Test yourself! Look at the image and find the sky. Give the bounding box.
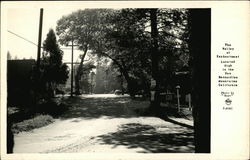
[6,6,84,62]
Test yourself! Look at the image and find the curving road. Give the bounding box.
[14,94,194,153]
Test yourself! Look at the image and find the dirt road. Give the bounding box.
[14,94,194,153]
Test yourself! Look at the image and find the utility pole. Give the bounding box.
[37,8,43,70]
[67,37,78,97]
[34,8,43,113]
[176,85,181,112]
[70,38,74,97]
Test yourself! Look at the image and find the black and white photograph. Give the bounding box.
[1,1,249,160]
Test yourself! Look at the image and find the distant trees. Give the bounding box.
[94,58,121,94]
[7,51,12,60]
[41,29,69,97]
[76,61,95,94]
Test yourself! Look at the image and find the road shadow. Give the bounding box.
[162,117,193,129]
[59,96,193,130]
[141,105,194,129]
[59,96,149,120]
[95,123,194,153]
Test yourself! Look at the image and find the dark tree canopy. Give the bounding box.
[41,29,69,97]
[56,8,189,97]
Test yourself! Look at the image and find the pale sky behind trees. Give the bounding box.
[6,5,84,62]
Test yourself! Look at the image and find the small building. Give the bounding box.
[7,59,36,108]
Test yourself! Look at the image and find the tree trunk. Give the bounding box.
[150,9,161,112]
[120,59,136,98]
[121,69,135,98]
[75,46,88,95]
[120,73,124,95]
[189,9,211,153]
[47,81,54,98]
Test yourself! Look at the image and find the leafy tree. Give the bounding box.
[93,8,189,98]
[92,9,152,97]
[56,9,111,94]
[42,29,69,97]
[149,8,189,109]
[56,9,189,99]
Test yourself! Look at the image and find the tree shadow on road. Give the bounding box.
[140,105,194,129]
[59,96,193,131]
[59,96,149,120]
[95,123,194,153]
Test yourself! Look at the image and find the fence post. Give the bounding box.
[188,93,192,111]
[176,85,180,112]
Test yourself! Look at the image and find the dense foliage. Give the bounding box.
[41,29,69,97]
[56,9,190,97]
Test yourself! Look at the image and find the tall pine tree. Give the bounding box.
[42,29,69,97]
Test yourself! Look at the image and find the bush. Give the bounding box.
[8,107,34,124]
[37,99,69,117]
[12,114,54,134]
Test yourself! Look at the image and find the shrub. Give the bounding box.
[37,99,70,117]
[12,114,54,134]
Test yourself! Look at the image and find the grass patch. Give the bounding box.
[12,114,55,134]
[7,107,20,115]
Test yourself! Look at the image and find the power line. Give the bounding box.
[7,30,79,51]
[7,30,38,47]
